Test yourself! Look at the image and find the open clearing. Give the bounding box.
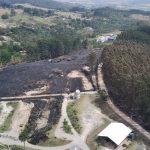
[56,11,82,19]
[130,14,150,22]
[68,93,112,142]
[7,101,33,138]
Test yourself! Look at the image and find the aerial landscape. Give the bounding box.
[0,0,150,150]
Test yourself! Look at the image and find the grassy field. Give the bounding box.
[67,101,82,133]
[130,14,150,22]
[56,11,82,19]
[10,14,56,25]
[0,7,57,27]
[38,125,70,147]
[0,102,19,132]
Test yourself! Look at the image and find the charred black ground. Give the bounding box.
[0,49,102,97]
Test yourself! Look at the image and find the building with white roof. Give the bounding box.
[97,122,132,146]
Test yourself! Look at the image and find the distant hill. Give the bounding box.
[0,0,71,9]
[56,0,150,10]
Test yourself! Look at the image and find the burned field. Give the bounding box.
[22,97,63,145]
[0,49,102,97]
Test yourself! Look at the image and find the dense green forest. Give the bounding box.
[117,26,150,44]
[102,27,150,131]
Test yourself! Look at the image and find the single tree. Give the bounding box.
[19,127,29,150]
[87,51,97,72]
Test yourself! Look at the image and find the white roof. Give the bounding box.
[98,122,132,145]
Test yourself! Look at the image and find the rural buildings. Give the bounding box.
[97,122,132,148]
[96,34,118,43]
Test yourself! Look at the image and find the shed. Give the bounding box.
[97,122,132,146]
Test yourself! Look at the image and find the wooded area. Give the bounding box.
[102,39,150,131]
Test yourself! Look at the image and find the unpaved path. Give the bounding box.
[55,94,90,150]
[0,94,90,150]
[0,93,65,101]
[6,101,33,138]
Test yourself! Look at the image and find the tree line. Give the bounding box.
[102,41,150,131]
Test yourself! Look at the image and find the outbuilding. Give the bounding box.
[97,122,132,147]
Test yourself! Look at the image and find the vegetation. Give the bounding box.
[63,119,72,134]
[0,0,70,10]
[0,5,149,66]
[87,51,97,73]
[1,13,9,19]
[117,26,150,44]
[102,39,150,131]
[0,43,23,65]
[19,127,29,150]
[0,102,18,132]
[67,102,82,133]
[98,90,108,102]
[23,7,54,17]
[19,99,63,146]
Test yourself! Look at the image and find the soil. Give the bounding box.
[67,70,93,91]
[7,101,33,138]
[78,94,112,142]
[0,48,102,97]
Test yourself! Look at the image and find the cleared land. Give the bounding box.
[0,102,19,132]
[0,49,102,97]
[67,93,112,149]
[130,14,150,22]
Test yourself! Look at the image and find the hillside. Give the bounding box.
[56,0,150,10]
[0,0,71,9]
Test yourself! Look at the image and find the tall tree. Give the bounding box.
[19,127,29,150]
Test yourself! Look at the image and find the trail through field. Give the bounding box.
[4,101,33,138]
[0,102,13,126]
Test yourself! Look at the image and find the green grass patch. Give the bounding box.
[0,144,8,149]
[0,102,19,132]
[67,102,82,133]
[63,119,72,134]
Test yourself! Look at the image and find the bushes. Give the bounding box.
[67,102,82,133]
[63,119,72,134]
[1,13,9,19]
[21,99,63,145]
[0,102,18,132]
[102,41,150,131]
